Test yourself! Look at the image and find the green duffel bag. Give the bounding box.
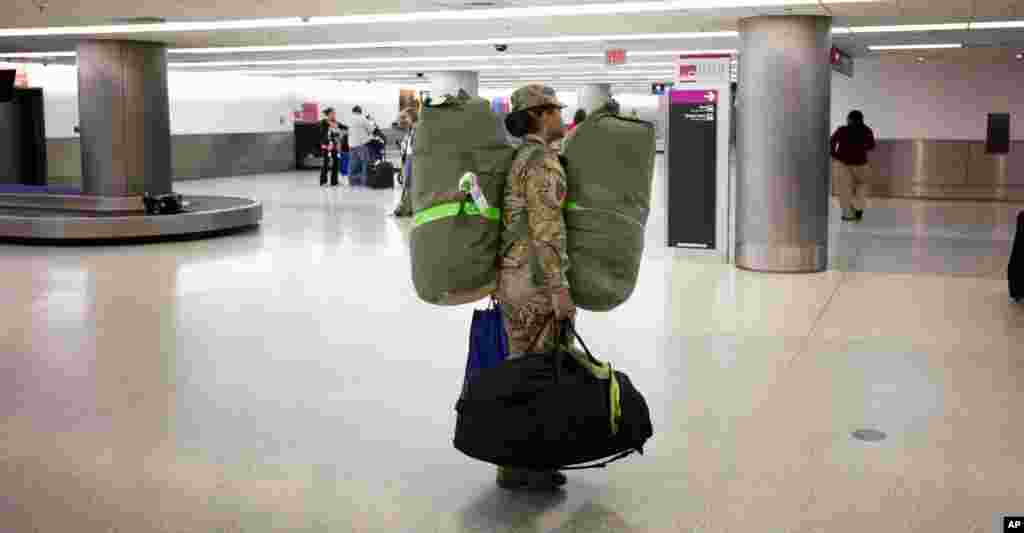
[562,106,657,312]
[410,91,517,305]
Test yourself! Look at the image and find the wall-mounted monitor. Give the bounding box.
[986,113,1010,154]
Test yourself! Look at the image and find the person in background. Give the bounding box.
[348,105,377,186]
[394,108,418,217]
[319,108,344,187]
[830,110,876,221]
[561,108,587,152]
[495,84,574,491]
[568,109,587,132]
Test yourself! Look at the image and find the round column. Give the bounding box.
[735,16,832,273]
[77,40,172,197]
[579,83,612,112]
[430,71,479,98]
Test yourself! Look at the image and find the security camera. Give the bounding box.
[495,44,508,52]
[416,72,424,78]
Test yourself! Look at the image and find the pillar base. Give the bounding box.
[735,242,827,273]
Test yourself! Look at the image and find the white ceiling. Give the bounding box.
[1,0,1023,86]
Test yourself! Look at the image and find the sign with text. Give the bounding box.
[830,46,854,77]
[606,48,627,65]
[668,89,718,249]
[675,54,733,84]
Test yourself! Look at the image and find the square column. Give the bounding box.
[77,41,172,197]
[430,71,479,98]
[580,83,612,113]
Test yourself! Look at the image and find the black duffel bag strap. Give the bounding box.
[559,449,637,471]
[555,321,639,471]
[562,321,623,436]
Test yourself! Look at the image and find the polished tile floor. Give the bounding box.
[2,159,1022,532]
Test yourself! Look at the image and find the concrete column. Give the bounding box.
[430,71,479,98]
[579,83,612,113]
[77,40,172,197]
[735,16,832,273]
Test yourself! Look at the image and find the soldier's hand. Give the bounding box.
[551,287,576,320]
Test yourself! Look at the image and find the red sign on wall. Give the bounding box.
[301,102,319,123]
[678,64,697,82]
[606,49,627,65]
[14,65,28,88]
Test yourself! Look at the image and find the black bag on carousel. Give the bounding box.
[143,193,188,215]
[454,321,653,471]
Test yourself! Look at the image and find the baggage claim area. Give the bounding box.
[1,1,1023,531]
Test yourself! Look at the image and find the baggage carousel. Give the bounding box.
[0,188,261,243]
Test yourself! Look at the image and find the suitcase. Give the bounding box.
[1011,210,1023,302]
[367,161,396,189]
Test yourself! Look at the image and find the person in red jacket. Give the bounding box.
[831,110,876,221]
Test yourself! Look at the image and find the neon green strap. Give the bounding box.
[414,199,578,228]
[413,200,501,227]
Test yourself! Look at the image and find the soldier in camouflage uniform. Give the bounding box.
[494,84,577,490]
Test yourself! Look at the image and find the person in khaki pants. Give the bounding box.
[830,110,876,221]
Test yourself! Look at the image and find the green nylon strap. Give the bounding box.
[413,199,580,228]
[413,200,501,227]
[564,346,623,436]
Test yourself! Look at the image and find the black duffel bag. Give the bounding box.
[454,321,653,471]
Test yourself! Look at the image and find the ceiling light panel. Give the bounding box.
[168,50,737,68]
[0,51,76,58]
[970,20,1024,29]
[179,62,675,74]
[867,43,964,50]
[167,32,741,55]
[851,23,969,33]
[0,0,870,37]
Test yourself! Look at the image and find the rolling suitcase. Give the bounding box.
[367,161,396,189]
[1011,210,1023,302]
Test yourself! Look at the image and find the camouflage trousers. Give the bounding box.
[496,262,559,358]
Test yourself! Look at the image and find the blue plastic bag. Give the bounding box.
[463,303,510,392]
[338,152,350,176]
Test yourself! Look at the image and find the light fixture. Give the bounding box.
[1016,51,1024,61]
[201,66,672,77]
[168,32,740,55]
[0,1,872,37]
[970,20,1024,29]
[177,62,675,74]
[168,49,738,68]
[867,43,963,51]
[852,23,969,33]
[0,51,76,58]
[915,56,926,62]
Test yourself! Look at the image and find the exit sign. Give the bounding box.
[831,46,854,77]
[606,49,627,65]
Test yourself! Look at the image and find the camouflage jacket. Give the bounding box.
[501,134,570,291]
